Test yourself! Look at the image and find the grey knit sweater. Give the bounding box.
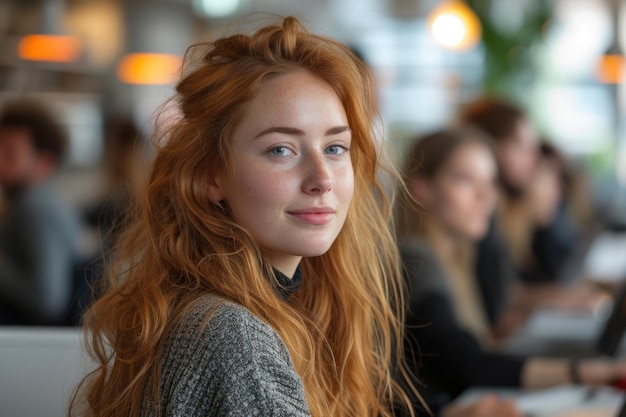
[140,294,311,417]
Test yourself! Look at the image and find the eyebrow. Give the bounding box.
[254,125,351,139]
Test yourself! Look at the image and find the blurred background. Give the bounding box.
[1,0,626,224]
[3,2,626,415]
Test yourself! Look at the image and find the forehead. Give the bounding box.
[443,141,495,169]
[247,71,341,112]
[232,70,348,136]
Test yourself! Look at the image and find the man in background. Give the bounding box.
[0,98,81,324]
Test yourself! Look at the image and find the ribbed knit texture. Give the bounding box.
[141,269,311,416]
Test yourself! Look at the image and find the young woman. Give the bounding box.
[459,98,581,285]
[396,128,626,410]
[500,142,577,283]
[460,99,596,326]
[71,17,414,417]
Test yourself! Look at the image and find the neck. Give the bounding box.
[420,214,464,261]
[267,255,302,279]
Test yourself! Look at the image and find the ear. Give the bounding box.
[407,177,434,209]
[207,177,224,204]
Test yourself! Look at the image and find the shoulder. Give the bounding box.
[399,239,449,302]
[399,238,437,266]
[17,183,61,211]
[157,295,310,417]
[163,296,293,377]
[399,238,445,282]
[14,184,80,230]
[173,296,288,355]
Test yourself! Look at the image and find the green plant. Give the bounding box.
[465,0,552,96]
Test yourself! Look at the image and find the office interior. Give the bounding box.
[1,0,626,416]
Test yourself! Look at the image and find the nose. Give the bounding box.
[302,152,332,195]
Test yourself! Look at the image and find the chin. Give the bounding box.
[299,233,340,255]
[300,247,333,258]
[466,225,488,241]
[294,241,335,258]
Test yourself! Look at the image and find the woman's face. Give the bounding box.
[429,143,497,241]
[527,160,562,226]
[0,128,43,190]
[497,118,539,191]
[211,70,354,276]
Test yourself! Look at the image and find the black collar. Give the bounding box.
[273,265,302,300]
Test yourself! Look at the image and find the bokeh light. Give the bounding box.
[117,53,182,85]
[428,1,481,51]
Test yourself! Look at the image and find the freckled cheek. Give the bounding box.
[238,168,298,206]
[335,166,355,204]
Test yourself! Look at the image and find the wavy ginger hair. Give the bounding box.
[72,16,414,417]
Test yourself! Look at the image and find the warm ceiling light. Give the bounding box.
[117,53,182,85]
[18,34,82,62]
[428,1,482,51]
[597,42,625,84]
[597,54,625,84]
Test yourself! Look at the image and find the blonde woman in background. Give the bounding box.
[397,128,626,413]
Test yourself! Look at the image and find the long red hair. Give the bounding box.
[72,16,414,417]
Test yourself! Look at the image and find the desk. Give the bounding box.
[0,327,94,417]
[456,386,624,417]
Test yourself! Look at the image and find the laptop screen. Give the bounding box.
[617,395,626,417]
[596,282,626,357]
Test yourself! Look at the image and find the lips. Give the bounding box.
[287,207,335,225]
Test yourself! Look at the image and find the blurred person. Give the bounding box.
[396,128,626,410]
[86,115,145,254]
[459,97,539,197]
[504,143,600,317]
[505,143,582,284]
[458,98,537,325]
[74,117,147,326]
[0,98,82,324]
[459,98,593,327]
[564,160,598,235]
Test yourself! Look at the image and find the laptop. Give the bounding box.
[458,271,626,417]
[596,282,626,357]
[581,232,626,285]
[504,280,626,359]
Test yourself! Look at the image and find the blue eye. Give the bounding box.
[267,145,294,157]
[269,146,287,156]
[325,144,349,155]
